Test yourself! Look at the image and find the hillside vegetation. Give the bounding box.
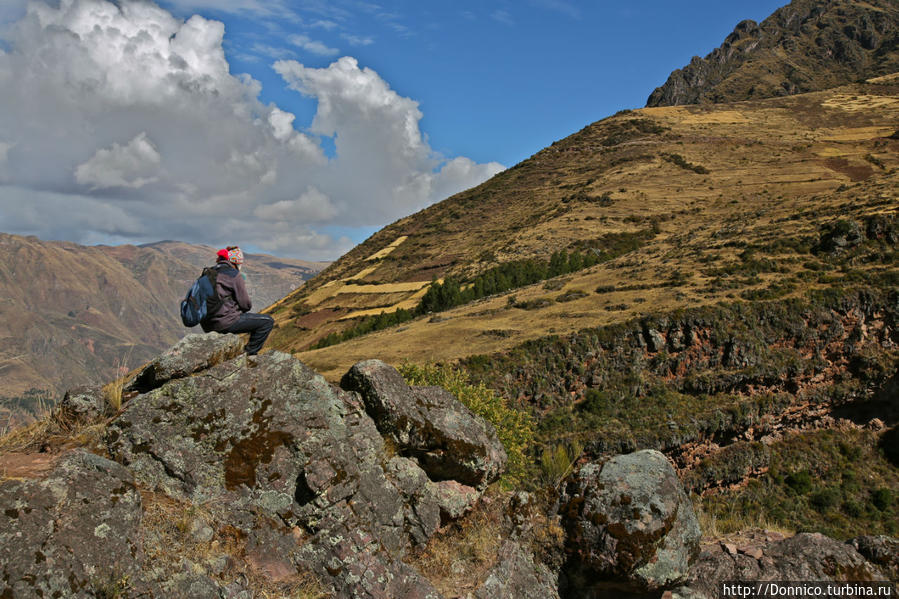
[265,73,899,540]
[269,77,899,378]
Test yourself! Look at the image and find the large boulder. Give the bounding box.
[127,332,244,392]
[560,449,701,592]
[671,531,891,599]
[341,359,507,488]
[106,349,453,598]
[0,450,146,598]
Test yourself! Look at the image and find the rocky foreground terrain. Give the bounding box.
[1,334,895,598]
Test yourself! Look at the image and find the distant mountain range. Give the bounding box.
[647,0,899,106]
[0,234,327,401]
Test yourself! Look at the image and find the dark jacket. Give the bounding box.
[201,263,251,332]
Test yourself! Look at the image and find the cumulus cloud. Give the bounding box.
[75,132,162,189]
[0,0,504,260]
[254,186,338,223]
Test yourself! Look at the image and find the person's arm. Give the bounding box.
[232,271,252,312]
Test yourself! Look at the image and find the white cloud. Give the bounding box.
[311,19,338,30]
[0,0,504,260]
[268,107,296,141]
[274,56,506,224]
[254,186,338,222]
[75,132,162,189]
[159,0,297,19]
[287,34,339,57]
[249,43,296,60]
[529,0,580,19]
[341,33,374,46]
[491,10,514,26]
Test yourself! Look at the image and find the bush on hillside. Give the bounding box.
[398,362,535,489]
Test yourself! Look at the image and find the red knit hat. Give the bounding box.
[217,246,244,265]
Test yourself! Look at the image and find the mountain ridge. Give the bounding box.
[647,0,899,106]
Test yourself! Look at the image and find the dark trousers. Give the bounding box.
[223,313,274,355]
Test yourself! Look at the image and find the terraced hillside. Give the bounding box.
[269,76,899,379]
[265,74,899,538]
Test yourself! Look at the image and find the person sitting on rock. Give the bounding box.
[201,245,274,356]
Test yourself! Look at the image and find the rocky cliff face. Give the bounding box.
[647,0,899,106]
[1,334,895,598]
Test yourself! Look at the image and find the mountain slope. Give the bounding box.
[647,0,899,107]
[646,0,899,107]
[265,76,899,539]
[0,235,326,399]
[268,77,899,379]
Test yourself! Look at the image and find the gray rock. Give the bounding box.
[466,540,560,599]
[128,332,244,393]
[644,328,666,352]
[56,384,109,424]
[107,349,443,599]
[386,456,442,546]
[0,450,144,598]
[432,479,480,522]
[341,359,507,488]
[848,535,899,579]
[156,572,221,599]
[671,533,890,599]
[561,449,700,591]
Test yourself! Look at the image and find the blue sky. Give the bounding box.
[162,0,787,166]
[0,0,787,259]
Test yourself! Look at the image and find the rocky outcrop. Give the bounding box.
[127,331,245,392]
[647,0,899,106]
[671,531,892,599]
[849,535,899,579]
[560,450,701,593]
[466,540,561,599]
[3,334,895,598]
[107,347,458,598]
[0,450,146,598]
[341,359,507,488]
[56,384,110,425]
[466,287,899,479]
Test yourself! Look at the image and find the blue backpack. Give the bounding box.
[180,267,223,327]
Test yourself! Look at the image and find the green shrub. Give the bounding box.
[810,488,840,512]
[663,153,709,174]
[786,470,813,494]
[871,488,893,511]
[842,499,864,518]
[398,363,535,489]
